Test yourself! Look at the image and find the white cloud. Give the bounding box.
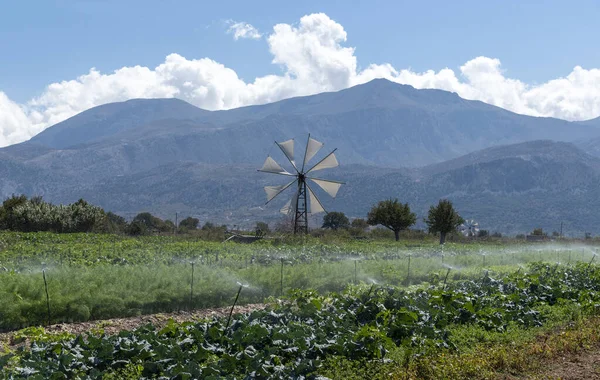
[2,12,600,148]
[226,20,262,40]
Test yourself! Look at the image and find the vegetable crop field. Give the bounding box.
[2,231,600,379]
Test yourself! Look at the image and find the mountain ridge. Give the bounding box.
[1,139,599,235]
[2,80,600,234]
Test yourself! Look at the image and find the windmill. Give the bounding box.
[258,134,344,234]
[460,219,480,237]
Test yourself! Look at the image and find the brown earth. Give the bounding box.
[530,347,600,379]
[0,303,267,350]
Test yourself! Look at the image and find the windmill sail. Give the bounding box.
[264,180,295,203]
[307,150,338,173]
[310,178,343,198]
[307,186,325,214]
[280,191,298,214]
[303,137,324,169]
[276,139,296,169]
[259,156,292,176]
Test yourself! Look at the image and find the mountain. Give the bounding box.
[2,139,599,236]
[2,80,600,235]
[9,79,600,170]
[29,98,212,149]
[577,116,600,128]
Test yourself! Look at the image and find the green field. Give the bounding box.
[2,232,600,378]
[0,232,597,330]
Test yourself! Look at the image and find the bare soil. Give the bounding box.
[532,346,600,379]
[0,303,266,350]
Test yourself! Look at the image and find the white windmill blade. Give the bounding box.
[275,139,297,170]
[309,178,344,198]
[302,135,324,170]
[306,184,326,214]
[264,180,296,204]
[280,191,298,215]
[258,156,294,176]
[307,149,339,174]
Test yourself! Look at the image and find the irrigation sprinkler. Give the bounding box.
[226,282,246,329]
[42,269,51,326]
[588,254,597,269]
[482,253,486,267]
[481,269,489,283]
[366,280,377,298]
[443,267,452,289]
[407,254,411,286]
[354,260,358,285]
[190,262,195,309]
[280,258,284,297]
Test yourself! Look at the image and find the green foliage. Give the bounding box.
[532,228,545,236]
[5,264,600,378]
[0,194,28,230]
[0,196,106,233]
[178,216,199,232]
[350,218,368,230]
[367,199,416,241]
[322,211,350,230]
[1,231,599,333]
[255,221,270,236]
[131,212,172,234]
[104,212,127,233]
[425,199,465,244]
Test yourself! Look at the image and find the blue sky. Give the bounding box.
[1,0,600,146]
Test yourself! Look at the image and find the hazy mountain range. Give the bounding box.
[2,78,600,235]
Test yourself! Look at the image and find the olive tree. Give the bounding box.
[425,199,464,244]
[367,199,416,241]
[322,211,350,230]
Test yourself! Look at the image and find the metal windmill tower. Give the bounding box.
[258,134,344,234]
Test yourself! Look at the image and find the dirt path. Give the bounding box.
[532,347,600,379]
[0,303,267,349]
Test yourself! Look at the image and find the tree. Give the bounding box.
[322,211,350,230]
[532,228,546,236]
[349,218,369,237]
[179,217,200,232]
[351,218,369,230]
[202,222,215,231]
[132,212,170,233]
[0,194,28,230]
[425,199,464,245]
[255,221,270,236]
[367,199,416,241]
[105,212,127,233]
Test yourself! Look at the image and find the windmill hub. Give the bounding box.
[258,134,345,234]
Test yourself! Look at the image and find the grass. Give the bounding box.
[1,231,599,331]
[4,264,600,379]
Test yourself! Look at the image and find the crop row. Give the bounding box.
[2,263,600,379]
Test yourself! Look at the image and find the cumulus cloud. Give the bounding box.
[1,12,600,147]
[226,20,262,40]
